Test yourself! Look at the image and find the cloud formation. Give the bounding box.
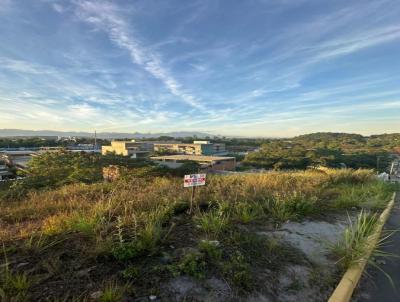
[74,1,204,110]
[0,0,399,136]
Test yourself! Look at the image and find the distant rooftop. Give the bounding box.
[151,155,235,161]
[0,150,38,155]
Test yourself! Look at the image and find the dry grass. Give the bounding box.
[0,168,396,300]
[0,169,388,243]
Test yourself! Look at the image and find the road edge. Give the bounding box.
[328,192,397,302]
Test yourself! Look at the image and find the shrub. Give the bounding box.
[178,251,206,279]
[121,266,140,280]
[198,240,222,262]
[223,251,253,292]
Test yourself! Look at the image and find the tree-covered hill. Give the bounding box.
[243,132,400,171]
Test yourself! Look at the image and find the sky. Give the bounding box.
[0,0,399,137]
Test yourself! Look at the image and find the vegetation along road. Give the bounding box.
[356,192,400,302]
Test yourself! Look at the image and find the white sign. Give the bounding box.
[184,174,206,187]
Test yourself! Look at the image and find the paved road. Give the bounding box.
[356,192,400,302]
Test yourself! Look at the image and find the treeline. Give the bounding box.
[243,132,399,171]
[2,152,200,200]
[0,137,110,148]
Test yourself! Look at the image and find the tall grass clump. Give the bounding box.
[112,205,172,261]
[232,201,265,223]
[99,281,125,302]
[1,245,30,301]
[323,168,374,185]
[195,209,230,238]
[331,210,379,269]
[332,181,396,209]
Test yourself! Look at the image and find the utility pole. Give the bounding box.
[390,162,395,175]
[94,130,97,150]
[376,155,383,173]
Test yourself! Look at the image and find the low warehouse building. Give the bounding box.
[102,140,152,159]
[150,155,236,171]
[154,141,226,156]
[0,150,37,170]
[0,161,13,180]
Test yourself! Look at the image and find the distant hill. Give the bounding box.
[0,129,213,139]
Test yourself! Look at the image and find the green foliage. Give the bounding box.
[24,232,65,253]
[1,165,392,299]
[67,214,99,236]
[177,251,207,279]
[1,247,30,301]
[195,209,230,238]
[1,152,156,201]
[112,210,165,261]
[222,251,253,291]
[99,282,124,302]
[332,181,396,209]
[198,240,222,262]
[325,168,374,185]
[0,137,109,148]
[171,160,202,177]
[27,152,102,184]
[121,266,140,280]
[0,272,30,302]
[232,201,265,223]
[331,210,379,269]
[264,195,317,222]
[243,132,397,171]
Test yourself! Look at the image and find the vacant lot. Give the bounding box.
[0,169,396,301]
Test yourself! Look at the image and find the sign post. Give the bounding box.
[184,174,206,213]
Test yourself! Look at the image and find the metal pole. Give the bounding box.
[377,156,380,173]
[390,162,395,175]
[94,130,97,150]
[190,185,196,214]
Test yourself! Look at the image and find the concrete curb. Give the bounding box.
[328,192,397,302]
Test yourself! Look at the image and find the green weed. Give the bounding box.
[121,266,140,280]
[198,240,222,262]
[223,251,253,292]
[177,251,206,279]
[331,210,378,269]
[0,245,30,301]
[24,232,65,253]
[195,209,230,238]
[111,219,163,261]
[333,181,395,209]
[232,201,265,223]
[99,281,124,302]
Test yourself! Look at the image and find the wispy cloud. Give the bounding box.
[0,58,55,74]
[74,0,204,110]
[1,0,400,136]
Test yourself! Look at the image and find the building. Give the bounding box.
[0,150,38,170]
[150,155,236,171]
[0,160,13,180]
[154,141,226,156]
[101,140,152,159]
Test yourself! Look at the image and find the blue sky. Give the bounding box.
[0,0,399,137]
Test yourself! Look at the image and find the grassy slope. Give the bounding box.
[0,169,396,301]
